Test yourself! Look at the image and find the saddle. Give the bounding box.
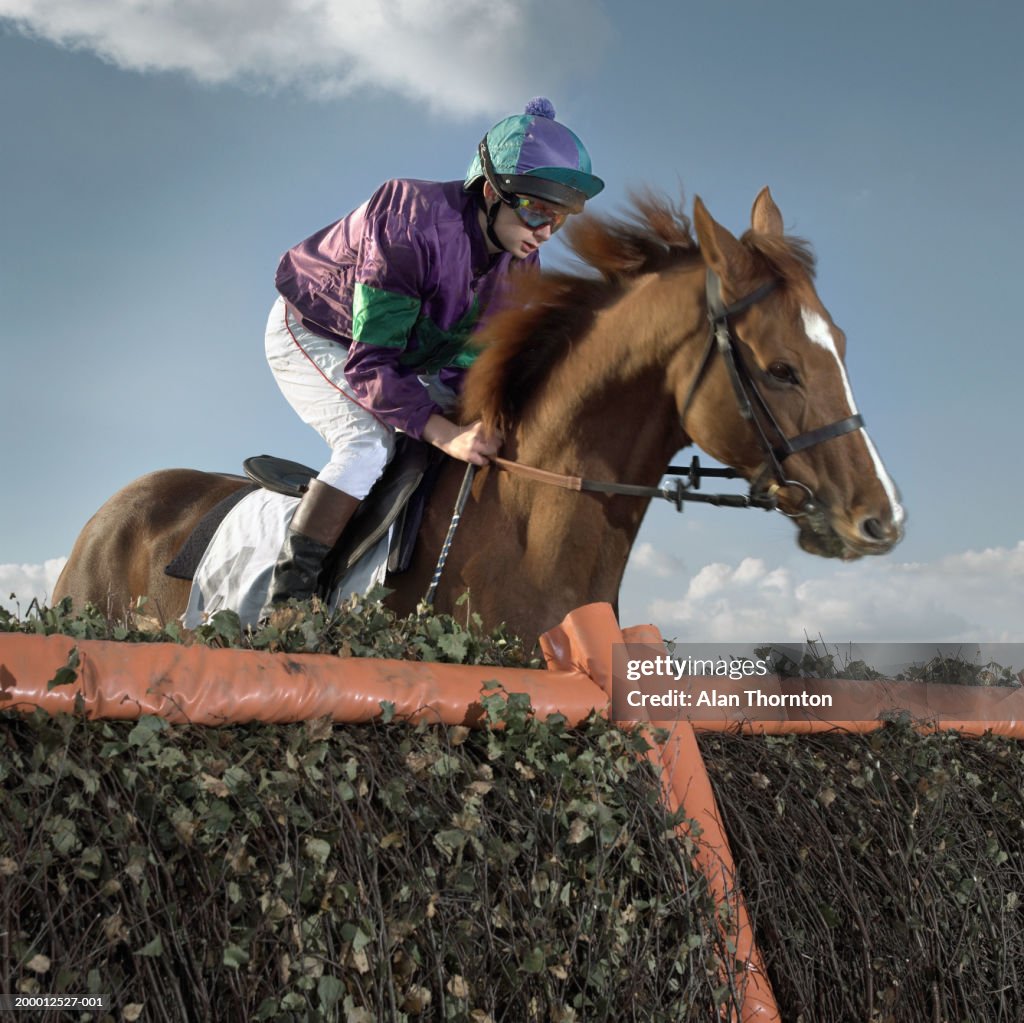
[165,436,443,585]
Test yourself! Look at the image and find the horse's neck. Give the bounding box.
[490,266,707,593]
[513,265,706,487]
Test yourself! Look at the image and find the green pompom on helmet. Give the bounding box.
[465,97,604,213]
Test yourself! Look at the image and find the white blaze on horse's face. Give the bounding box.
[799,307,905,526]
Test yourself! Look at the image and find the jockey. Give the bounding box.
[264,98,604,608]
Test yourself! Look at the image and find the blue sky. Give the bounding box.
[2,0,1022,641]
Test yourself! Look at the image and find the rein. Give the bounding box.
[491,456,775,511]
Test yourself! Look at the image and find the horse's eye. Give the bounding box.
[768,361,799,385]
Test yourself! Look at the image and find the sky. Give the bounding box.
[1,0,1022,643]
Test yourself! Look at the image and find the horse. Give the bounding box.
[52,188,904,642]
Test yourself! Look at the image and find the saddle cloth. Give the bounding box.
[176,440,440,628]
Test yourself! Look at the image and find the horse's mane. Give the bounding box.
[739,230,817,286]
[462,192,815,432]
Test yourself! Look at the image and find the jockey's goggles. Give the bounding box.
[512,195,570,233]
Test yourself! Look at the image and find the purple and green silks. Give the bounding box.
[275,178,536,437]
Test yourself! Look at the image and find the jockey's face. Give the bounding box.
[481,182,570,259]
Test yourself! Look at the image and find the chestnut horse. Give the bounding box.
[53,189,903,641]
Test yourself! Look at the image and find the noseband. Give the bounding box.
[679,270,865,516]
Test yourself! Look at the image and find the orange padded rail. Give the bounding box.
[0,631,604,727]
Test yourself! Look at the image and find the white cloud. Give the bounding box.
[731,557,765,585]
[630,541,685,579]
[0,557,68,615]
[0,0,609,116]
[642,541,1024,642]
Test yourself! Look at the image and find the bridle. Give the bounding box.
[679,269,865,517]
[485,268,865,516]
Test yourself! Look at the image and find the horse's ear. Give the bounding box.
[694,195,754,284]
[751,187,784,236]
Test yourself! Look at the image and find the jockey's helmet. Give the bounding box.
[464,98,604,214]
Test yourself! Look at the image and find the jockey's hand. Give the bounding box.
[423,415,502,466]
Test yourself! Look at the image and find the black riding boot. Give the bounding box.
[266,529,333,605]
[264,479,360,608]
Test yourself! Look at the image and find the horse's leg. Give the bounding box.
[53,470,249,624]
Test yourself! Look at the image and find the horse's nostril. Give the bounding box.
[861,517,888,542]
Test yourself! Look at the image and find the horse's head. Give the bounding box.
[677,188,904,560]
